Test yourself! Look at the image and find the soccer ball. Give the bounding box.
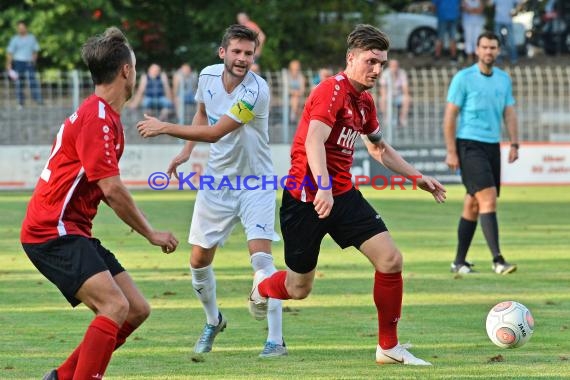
[486,301,534,348]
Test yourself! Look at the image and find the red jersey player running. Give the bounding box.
[248,24,446,365]
[21,27,178,380]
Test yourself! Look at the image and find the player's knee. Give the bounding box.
[190,256,210,268]
[288,289,310,300]
[469,202,479,214]
[287,284,312,300]
[391,252,403,271]
[190,248,215,268]
[130,298,151,325]
[377,249,402,272]
[479,198,496,212]
[115,297,130,322]
[102,294,129,324]
[464,198,479,217]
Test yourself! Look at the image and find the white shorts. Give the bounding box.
[188,188,279,249]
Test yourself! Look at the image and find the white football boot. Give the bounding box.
[376,343,432,365]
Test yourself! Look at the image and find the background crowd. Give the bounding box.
[2,2,568,130]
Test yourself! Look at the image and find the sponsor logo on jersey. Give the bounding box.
[336,127,359,150]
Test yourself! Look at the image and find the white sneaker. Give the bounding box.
[248,270,268,321]
[376,344,432,365]
[450,261,476,274]
[492,261,517,275]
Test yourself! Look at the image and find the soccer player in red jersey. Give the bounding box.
[248,24,446,365]
[20,27,178,380]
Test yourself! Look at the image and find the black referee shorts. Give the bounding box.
[22,235,125,307]
[279,187,388,274]
[457,138,501,196]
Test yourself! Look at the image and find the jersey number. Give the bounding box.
[40,123,65,182]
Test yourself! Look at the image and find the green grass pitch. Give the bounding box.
[0,185,569,379]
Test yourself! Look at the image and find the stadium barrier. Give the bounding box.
[2,142,569,190]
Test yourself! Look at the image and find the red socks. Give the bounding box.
[57,316,118,380]
[258,270,291,299]
[114,321,136,350]
[374,271,403,350]
[57,344,81,380]
[258,269,402,350]
[73,315,118,379]
[57,320,136,379]
[258,270,402,350]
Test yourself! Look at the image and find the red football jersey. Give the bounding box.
[21,95,124,243]
[286,72,380,202]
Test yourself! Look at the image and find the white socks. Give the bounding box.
[251,252,283,344]
[190,253,284,344]
[190,264,219,326]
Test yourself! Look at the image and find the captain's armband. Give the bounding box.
[229,100,255,124]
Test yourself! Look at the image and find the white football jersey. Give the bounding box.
[195,64,274,181]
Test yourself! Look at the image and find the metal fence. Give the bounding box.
[380,65,570,145]
[1,66,569,146]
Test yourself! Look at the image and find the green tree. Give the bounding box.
[0,0,415,72]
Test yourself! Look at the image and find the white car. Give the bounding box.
[377,4,438,54]
[378,3,527,55]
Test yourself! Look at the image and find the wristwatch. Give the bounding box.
[510,143,520,149]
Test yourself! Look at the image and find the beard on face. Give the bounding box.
[480,54,496,66]
[224,60,249,79]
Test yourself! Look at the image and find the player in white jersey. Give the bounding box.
[137,24,286,358]
[189,63,273,181]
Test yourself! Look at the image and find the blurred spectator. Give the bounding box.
[237,12,266,62]
[432,0,461,63]
[311,67,333,89]
[250,63,261,74]
[287,59,306,123]
[172,63,198,118]
[462,0,487,62]
[539,0,568,55]
[250,62,267,80]
[129,63,174,121]
[490,0,523,64]
[5,20,43,108]
[379,59,411,128]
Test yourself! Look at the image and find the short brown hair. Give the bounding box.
[347,24,390,53]
[221,24,259,50]
[81,27,133,85]
[477,31,501,47]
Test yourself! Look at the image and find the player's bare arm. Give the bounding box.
[5,52,11,71]
[504,105,520,163]
[166,142,195,180]
[305,120,334,219]
[98,175,179,253]
[137,112,241,143]
[166,103,209,179]
[364,138,446,203]
[443,102,461,171]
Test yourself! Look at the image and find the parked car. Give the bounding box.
[377,4,438,55]
[378,3,527,55]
